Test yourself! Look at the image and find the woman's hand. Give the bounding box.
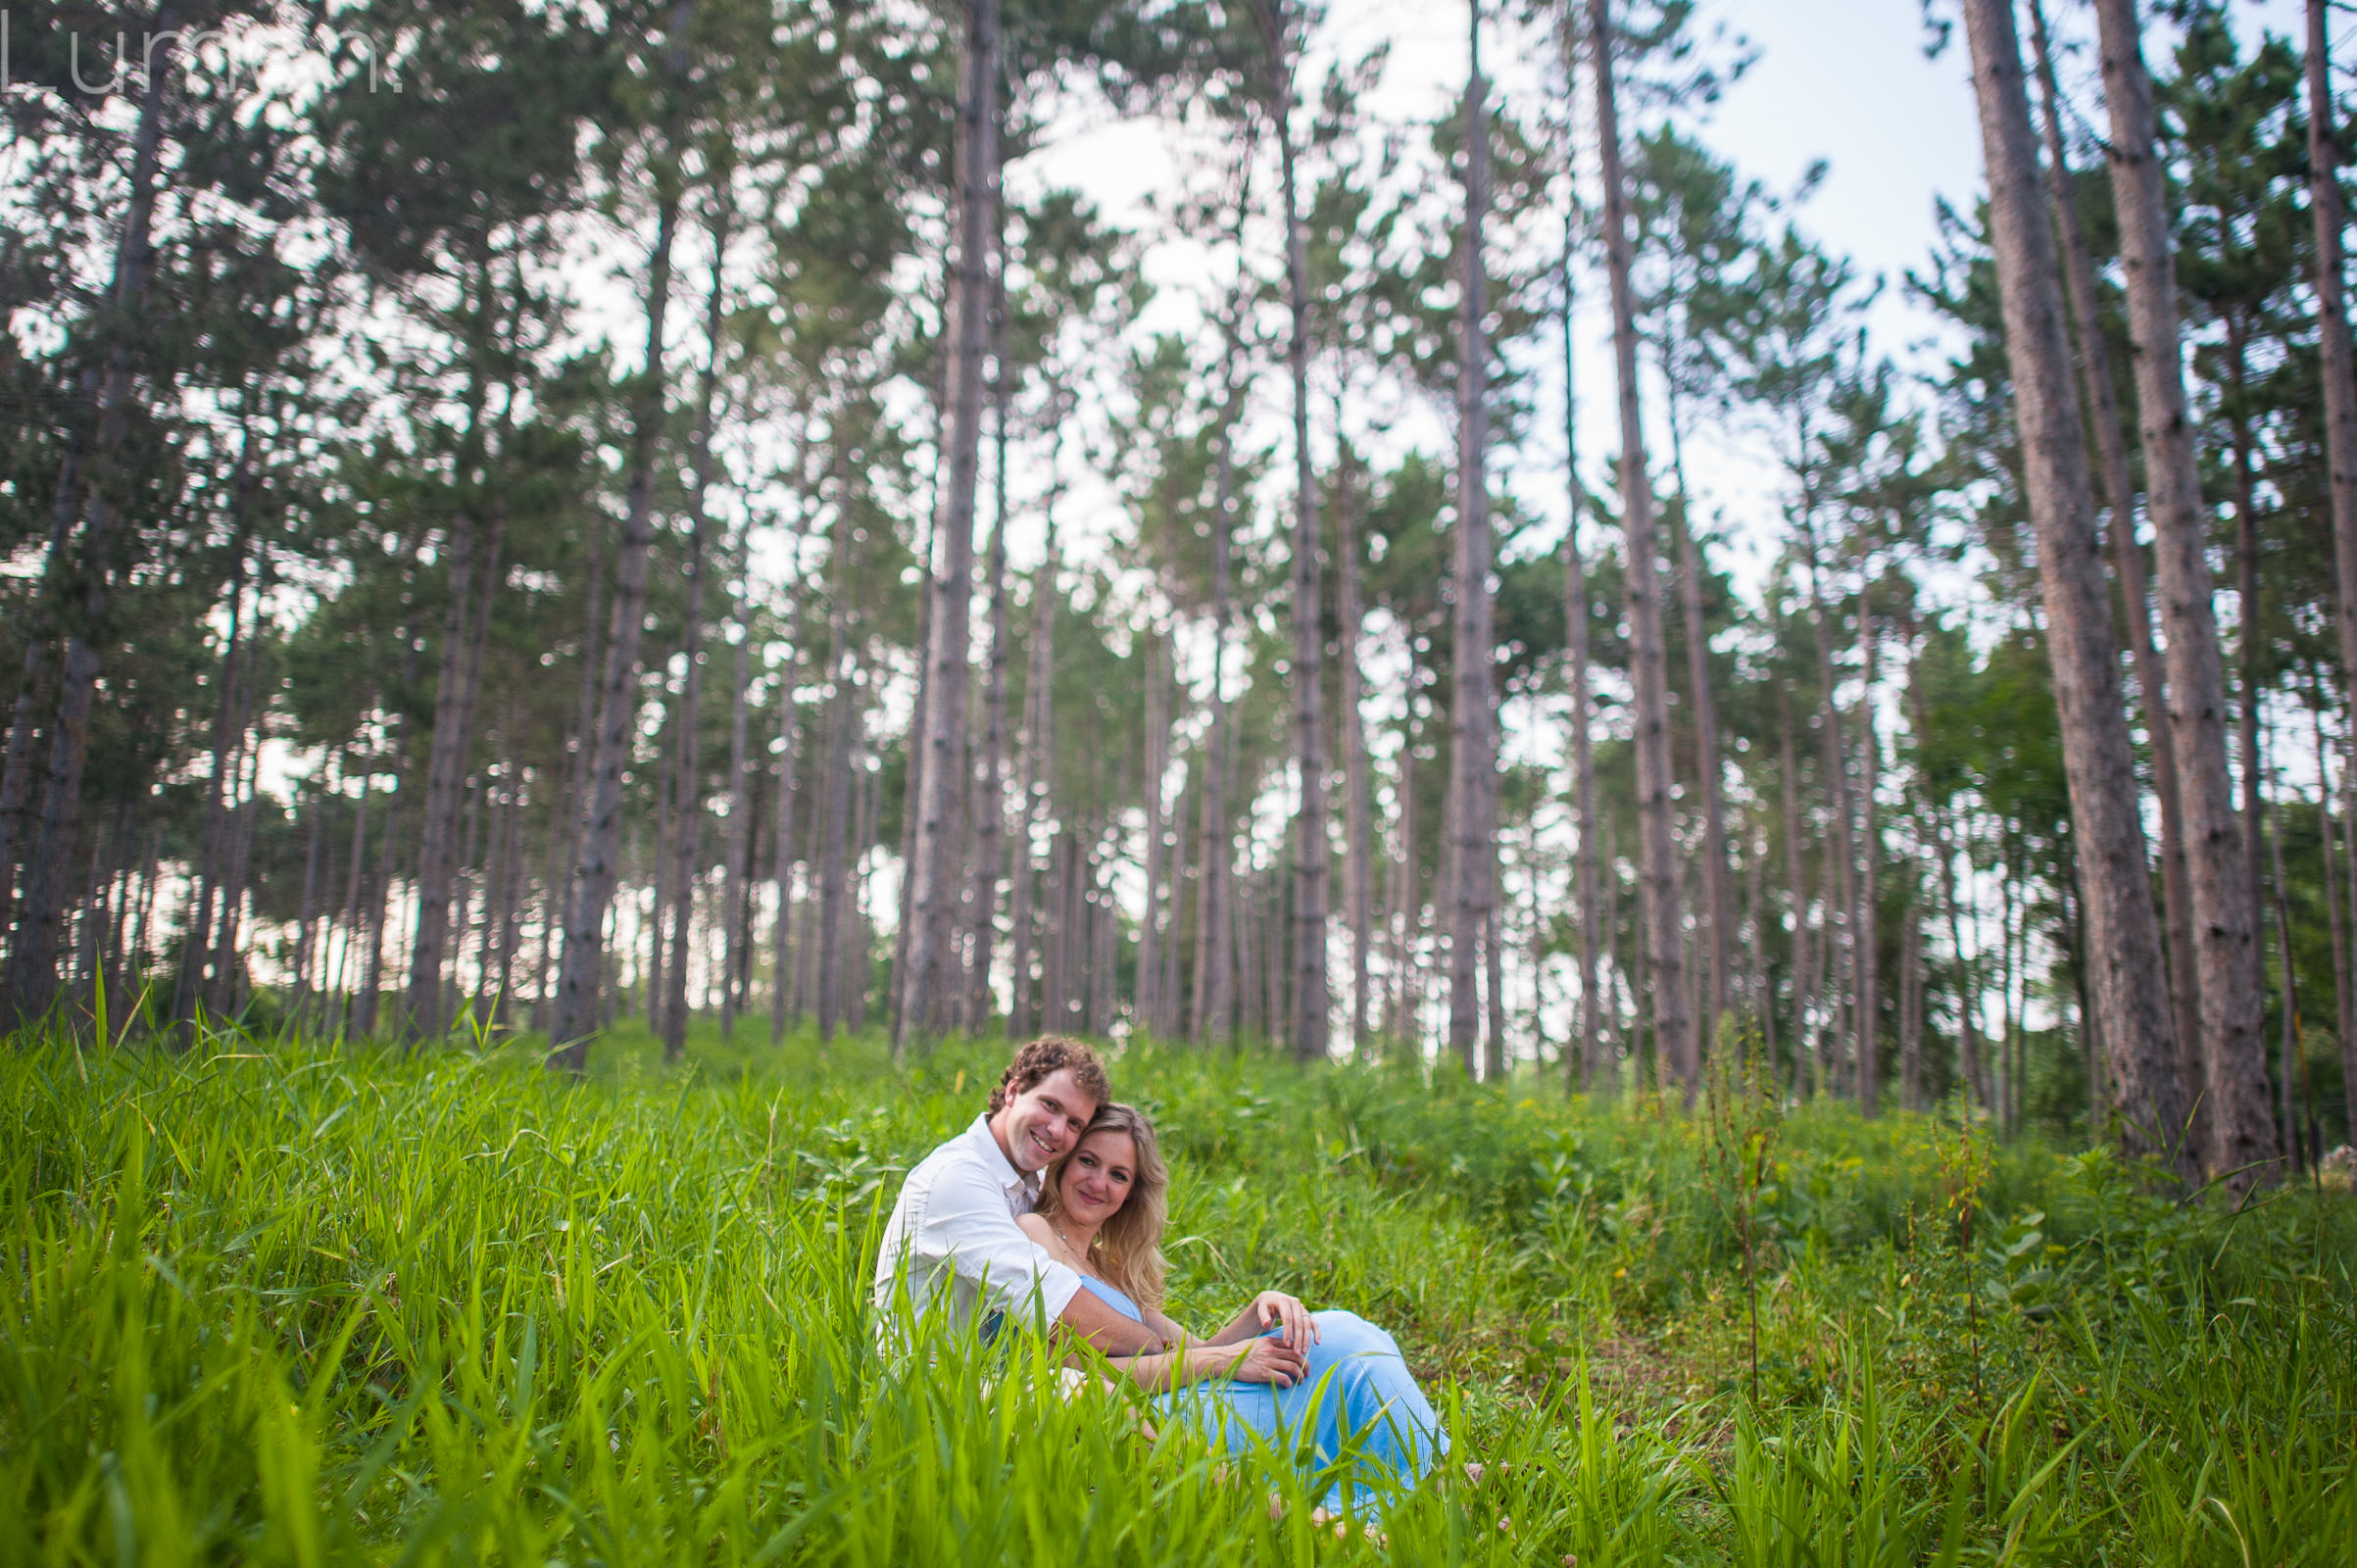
[1251,1292,1318,1349]
[1223,1335,1308,1389]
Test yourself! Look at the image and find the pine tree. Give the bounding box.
[1958,0,2187,1169]
[1588,0,1694,1098]
[2087,0,2277,1181]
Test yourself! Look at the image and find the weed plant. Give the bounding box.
[2,1014,2351,1564]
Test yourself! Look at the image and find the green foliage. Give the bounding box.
[4,1020,2351,1564]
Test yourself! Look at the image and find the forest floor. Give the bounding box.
[4,1014,2353,1564]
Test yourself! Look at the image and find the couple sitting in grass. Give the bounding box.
[870,1034,1452,1520]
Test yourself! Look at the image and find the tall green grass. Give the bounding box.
[3,1017,2350,1564]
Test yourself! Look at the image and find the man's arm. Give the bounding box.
[912,1158,1117,1338]
[1056,1285,1165,1356]
[1014,1212,1166,1355]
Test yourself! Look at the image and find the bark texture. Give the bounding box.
[2087,0,2275,1181]
[1448,5,1499,1070]
[1264,0,1331,1061]
[899,0,1001,1046]
[2028,0,2203,1099]
[4,8,176,1024]
[1589,0,1694,1097]
[2303,0,2357,1142]
[547,11,692,1067]
[1960,0,2189,1167]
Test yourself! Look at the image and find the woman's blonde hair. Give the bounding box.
[1035,1102,1169,1311]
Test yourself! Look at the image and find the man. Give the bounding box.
[872,1035,1164,1355]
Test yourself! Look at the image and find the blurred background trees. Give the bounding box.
[5,0,2354,1182]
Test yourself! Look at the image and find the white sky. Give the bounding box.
[999,0,2329,1049]
[1006,0,2321,608]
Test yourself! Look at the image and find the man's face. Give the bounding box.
[994,1067,1096,1175]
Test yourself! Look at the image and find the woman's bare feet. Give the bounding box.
[1429,1458,1495,1491]
[1264,1494,1363,1543]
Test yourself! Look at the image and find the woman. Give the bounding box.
[1016,1102,1451,1516]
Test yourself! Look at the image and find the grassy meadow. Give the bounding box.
[3,1015,2353,1565]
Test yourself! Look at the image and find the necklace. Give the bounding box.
[1052,1220,1094,1262]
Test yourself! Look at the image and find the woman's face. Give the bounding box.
[1056,1128,1138,1230]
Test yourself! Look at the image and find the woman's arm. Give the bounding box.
[1204,1291,1318,1348]
[1101,1333,1305,1395]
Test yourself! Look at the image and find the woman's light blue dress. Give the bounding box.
[1079,1276,1449,1514]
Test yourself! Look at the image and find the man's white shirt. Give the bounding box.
[871,1114,1082,1339]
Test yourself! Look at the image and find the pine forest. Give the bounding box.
[4,0,2355,1561]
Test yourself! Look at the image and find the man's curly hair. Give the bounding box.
[987,1035,1110,1116]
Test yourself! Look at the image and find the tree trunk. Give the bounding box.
[1778,691,1816,1096]
[900,0,1001,1049]
[1007,496,1061,1040]
[2308,10,2357,1089]
[733,760,764,1011]
[1589,0,1693,1099]
[770,588,810,1042]
[816,522,859,1044]
[2330,688,2357,1144]
[1898,883,1922,1111]
[1333,439,1375,1055]
[850,731,879,1031]
[1602,810,1627,1079]
[1962,0,2191,1168]
[1485,857,1508,1078]
[419,511,504,1038]
[293,782,325,1025]
[1855,573,1883,1116]
[547,3,695,1071]
[2003,850,2024,1134]
[1138,629,1170,1037]
[1165,773,1197,1037]
[444,765,486,1027]
[1259,0,1330,1061]
[541,533,604,1032]
[333,749,372,1037]
[662,220,734,1062]
[641,794,664,1029]
[1745,825,1775,1062]
[492,762,528,1024]
[1446,3,1499,1072]
[1794,515,1861,1097]
[964,272,1014,1034]
[1043,823,1071,1035]
[403,266,502,1045]
[2306,681,2352,1107]
[2260,727,2302,1170]
[1092,815,1118,1037]
[1561,274,1605,1094]
[891,498,934,1049]
[2230,321,2269,966]
[0,656,47,942]
[1391,691,1420,1048]
[721,562,754,1040]
[3,6,177,1025]
[1526,813,1551,1067]
[172,532,251,1032]
[1672,489,1731,1057]
[2029,0,2203,1100]
[207,728,263,1018]
[358,646,419,1042]
[1192,360,1242,1047]
[2087,0,2275,1182]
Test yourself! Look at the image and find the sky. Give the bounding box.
[1010,0,1995,609]
[998,0,2334,1043]
[1005,0,2326,608]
